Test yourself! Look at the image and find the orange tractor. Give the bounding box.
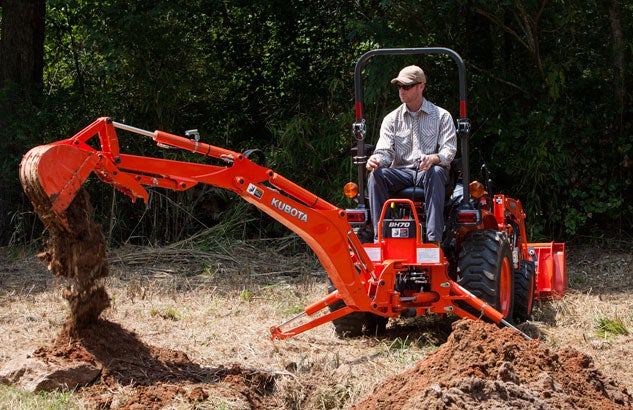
[19,47,566,341]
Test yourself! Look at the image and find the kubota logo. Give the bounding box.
[271,198,308,223]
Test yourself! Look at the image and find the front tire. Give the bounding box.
[457,230,515,320]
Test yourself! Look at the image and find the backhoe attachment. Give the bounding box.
[20,117,381,340]
[20,117,551,342]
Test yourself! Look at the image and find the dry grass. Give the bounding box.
[0,241,632,408]
[530,246,633,391]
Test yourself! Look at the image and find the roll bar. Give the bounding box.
[352,47,471,207]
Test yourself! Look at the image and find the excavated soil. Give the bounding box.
[33,320,276,409]
[24,188,278,408]
[15,186,633,409]
[352,319,632,409]
[35,188,110,333]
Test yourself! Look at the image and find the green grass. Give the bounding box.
[595,316,629,338]
[150,306,182,321]
[381,336,428,365]
[0,385,84,409]
[239,289,253,302]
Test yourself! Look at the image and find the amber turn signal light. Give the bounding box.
[469,181,486,199]
[344,182,359,198]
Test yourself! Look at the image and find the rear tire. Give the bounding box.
[457,230,514,320]
[513,260,536,323]
[327,283,388,338]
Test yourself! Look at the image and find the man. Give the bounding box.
[366,65,457,242]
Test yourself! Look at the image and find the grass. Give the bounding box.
[595,316,629,338]
[150,306,182,321]
[239,289,254,302]
[0,244,632,408]
[0,385,84,410]
[381,336,428,365]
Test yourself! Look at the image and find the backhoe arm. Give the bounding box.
[21,117,528,341]
[20,117,377,339]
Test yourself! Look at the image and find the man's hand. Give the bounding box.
[419,154,440,170]
[366,155,381,171]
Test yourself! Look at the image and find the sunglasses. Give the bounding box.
[397,83,420,90]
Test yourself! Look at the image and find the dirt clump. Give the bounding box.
[34,188,110,332]
[352,319,632,409]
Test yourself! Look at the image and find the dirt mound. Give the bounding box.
[352,319,632,409]
[34,319,276,409]
[21,187,278,408]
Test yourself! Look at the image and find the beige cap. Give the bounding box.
[390,65,426,85]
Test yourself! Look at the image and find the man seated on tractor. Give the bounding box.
[366,65,457,243]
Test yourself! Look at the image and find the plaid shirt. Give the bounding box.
[374,98,457,168]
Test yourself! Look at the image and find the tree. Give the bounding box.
[0,0,46,245]
[601,0,627,134]
[0,0,46,88]
[0,1,630,245]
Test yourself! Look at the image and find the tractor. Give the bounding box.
[333,47,567,337]
[19,48,566,341]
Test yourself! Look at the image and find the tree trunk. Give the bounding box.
[0,0,46,246]
[601,0,626,134]
[0,0,46,88]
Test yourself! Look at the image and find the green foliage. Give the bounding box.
[239,289,253,302]
[380,336,426,365]
[150,306,182,321]
[1,0,632,245]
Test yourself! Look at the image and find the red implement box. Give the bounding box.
[530,242,567,298]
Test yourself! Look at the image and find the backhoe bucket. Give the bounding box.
[529,242,567,298]
[19,143,98,228]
